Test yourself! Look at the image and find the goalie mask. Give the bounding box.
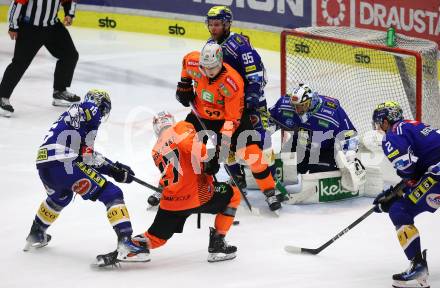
[199,43,223,78]
[372,101,403,130]
[288,84,319,116]
[84,89,112,122]
[153,111,175,137]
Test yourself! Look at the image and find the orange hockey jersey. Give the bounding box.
[181,51,245,137]
[152,121,214,211]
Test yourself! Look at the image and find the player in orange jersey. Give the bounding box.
[176,43,284,212]
[96,111,241,266]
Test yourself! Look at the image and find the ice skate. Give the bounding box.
[392,250,429,288]
[207,227,237,263]
[23,221,51,251]
[95,236,150,267]
[0,98,14,117]
[52,90,80,107]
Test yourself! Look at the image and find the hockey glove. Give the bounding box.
[176,80,195,107]
[245,92,260,110]
[204,148,220,176]
[373,184,401,213]
[109,162,135,183]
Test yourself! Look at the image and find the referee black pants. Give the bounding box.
[0,22,78,99]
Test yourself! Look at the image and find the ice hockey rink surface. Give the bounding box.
[0,23,439,288]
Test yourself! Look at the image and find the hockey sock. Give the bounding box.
[396,224,421,260]
[143,232,167,249]
[237,144,275,192]
[35,198,63,230]
[215,186,240,235]
[106,201,133,237]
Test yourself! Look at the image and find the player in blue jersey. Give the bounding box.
[269,84,360,177]
[372,101,439,288]
[23,89,149,265]
[204,6,272,190]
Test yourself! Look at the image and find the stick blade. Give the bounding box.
[251,207,260,216]
[284,245,302,254]
[284,245,319,255]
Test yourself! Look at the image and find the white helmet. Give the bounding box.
[288,84,318,115]
[153,111,175,137]
[199,43,223,78]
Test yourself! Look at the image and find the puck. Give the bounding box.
[233,220,240,225]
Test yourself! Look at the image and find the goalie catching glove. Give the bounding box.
[176,79,195,107]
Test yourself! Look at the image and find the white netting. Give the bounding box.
[282,26,439,136]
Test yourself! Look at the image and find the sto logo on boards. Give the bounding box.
[317,0,351,26]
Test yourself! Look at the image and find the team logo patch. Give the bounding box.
[36,148,48,161]
[250,114,260,126]
[387,149,400,159]
[408,177,437,203]
[325,101,338,109]
[318,119,329,128]
[201,90,214,103]
[187,60,199,67]
[245,65,256,73]
[225,77,238,92]
[72,178,92,195]
[426,193,440,209]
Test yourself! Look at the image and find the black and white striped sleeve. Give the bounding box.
[7,0,27,31]
[62,0,76,18]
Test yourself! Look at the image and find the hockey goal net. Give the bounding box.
[281,27,439,137]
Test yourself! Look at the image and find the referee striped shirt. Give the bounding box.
[8,0,76,31]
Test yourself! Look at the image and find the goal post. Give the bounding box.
[280,27,439,137]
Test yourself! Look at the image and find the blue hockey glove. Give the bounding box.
[109,162,135,183]
[373,185,400,213]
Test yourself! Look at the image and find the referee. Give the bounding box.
[0,0,80,117]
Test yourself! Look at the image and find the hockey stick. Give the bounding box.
[132,176,162,193]
[285,182,406,255]
[189,102,259,215]
[284,207,375,255]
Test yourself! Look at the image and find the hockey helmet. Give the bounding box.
[153,111,175,137]
[84,89,111,120]
[199,43,223,78]
[372,101,403,129]
[206,6,233,23]
[288,84,319,116]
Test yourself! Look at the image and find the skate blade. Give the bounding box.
[207,252,236,263]
[117,252,151,263]
[23,240,49,252]
[91,258,121,268]
[0,110,12,118]
[392,278,430,288]
[272,209,281,217]
[52,99,79,107]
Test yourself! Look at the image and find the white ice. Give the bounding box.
[0,23,438,288]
